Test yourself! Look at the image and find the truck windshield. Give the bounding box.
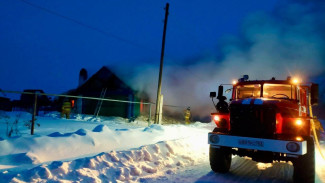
[263,84,296,99]
[236,84,261,99]
[235,83,296,100]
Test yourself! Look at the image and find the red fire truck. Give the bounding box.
[208,75,319,183]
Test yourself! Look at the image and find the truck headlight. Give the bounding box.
[295,119,302,126]
[296,136,303,141]
[214,116,220,121]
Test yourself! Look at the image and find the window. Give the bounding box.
[236,84,261,99]
[263,84,296,99]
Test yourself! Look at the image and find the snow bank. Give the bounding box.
[0,111,213,169]
[1,134,208,182]
[0,112,324,182]
[0,111,213,182]
[0,122,211,167]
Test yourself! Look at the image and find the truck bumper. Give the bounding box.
[208,133,307,155]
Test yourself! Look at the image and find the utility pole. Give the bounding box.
[155,3,169,124]
[31,93,37,135]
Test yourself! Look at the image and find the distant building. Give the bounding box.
[0,96,12,111]
[68,66,149,118]
[14,89,51,114]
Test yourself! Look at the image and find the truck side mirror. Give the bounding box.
[210,92,216,98]
[311,83,319,105]
[217,85,224,99]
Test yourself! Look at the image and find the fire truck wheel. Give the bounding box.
[209,145,232,173]
[293,137,315,183]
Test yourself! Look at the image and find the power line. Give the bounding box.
[19,0,155,51]
[1,89,188,108]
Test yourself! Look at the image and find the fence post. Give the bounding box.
[31,93,37,135]
[148,103,152,126]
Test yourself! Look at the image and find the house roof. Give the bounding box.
[74,66,134,96]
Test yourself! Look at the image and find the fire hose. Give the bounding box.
[308,93,325,160]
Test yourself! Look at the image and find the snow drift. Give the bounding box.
[0,112,324,182]
[2,136,208,182]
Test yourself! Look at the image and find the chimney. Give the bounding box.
[79,68,88,86]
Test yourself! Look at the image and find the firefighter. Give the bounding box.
[314,118,325,140]
[61,99,72,119]
[184,107,191,124]
[216,95,229,113]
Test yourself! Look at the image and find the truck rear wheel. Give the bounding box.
[293,137,315,183]
[209,145,232,173]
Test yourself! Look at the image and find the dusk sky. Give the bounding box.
[0,0,278,95]
[1,0,325,118]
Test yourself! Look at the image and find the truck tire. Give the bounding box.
[209,145,232,173]
[293,137,315,183]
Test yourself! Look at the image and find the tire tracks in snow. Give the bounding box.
[159,156,294,183]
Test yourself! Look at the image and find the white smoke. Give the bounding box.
[118,0,325,121]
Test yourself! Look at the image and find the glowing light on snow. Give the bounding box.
[315,145,325,177]
[186,134,210,156]
[256,162,273,170]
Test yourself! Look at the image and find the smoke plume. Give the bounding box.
[118,0,325,121]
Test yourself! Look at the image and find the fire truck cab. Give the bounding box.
[208,76,319,183]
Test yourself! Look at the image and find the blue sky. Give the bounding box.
[0,0,279,96]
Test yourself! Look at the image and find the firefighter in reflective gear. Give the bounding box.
[314,117,324,140]
[184,107,191,124]
[61,99,72,119]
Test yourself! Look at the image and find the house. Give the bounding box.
[11,90,52,114]
[0,96,12,111]
[68,66,149,118]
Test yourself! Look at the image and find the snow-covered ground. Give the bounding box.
[0,111,324,182]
